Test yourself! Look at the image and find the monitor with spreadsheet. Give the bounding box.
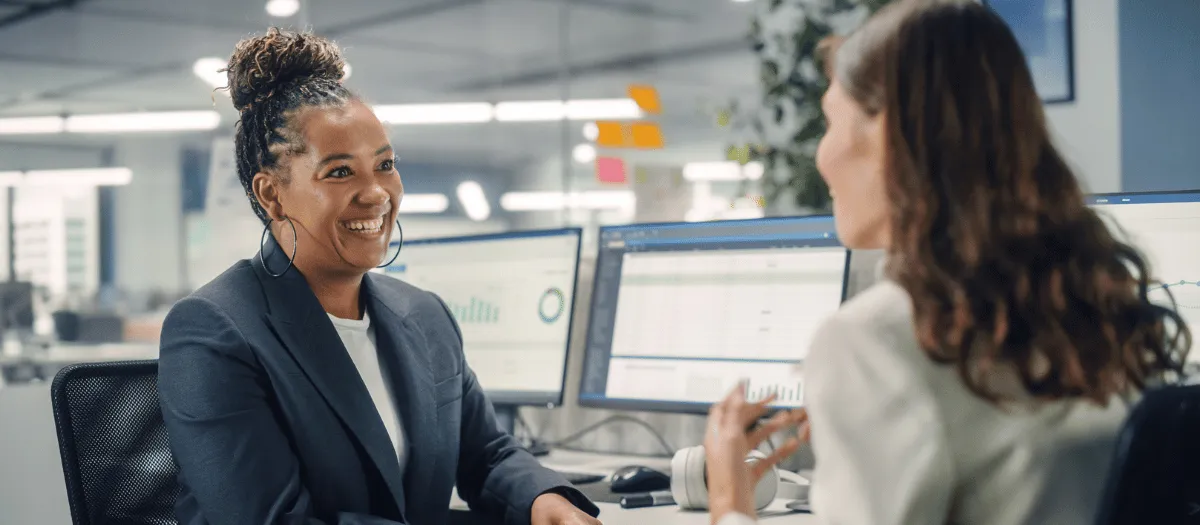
[379,228,582,407]
[1088,190,1200,360]
[578,216,850,414]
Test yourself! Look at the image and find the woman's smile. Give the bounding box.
[340,214,387,236]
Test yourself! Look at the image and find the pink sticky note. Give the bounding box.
[595,156,627,184]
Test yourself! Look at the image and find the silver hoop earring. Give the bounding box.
[259,217,297,278]
[377,219,404,268]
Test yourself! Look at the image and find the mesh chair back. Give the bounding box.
[50,360,179,525]
[1095,384,1200,525]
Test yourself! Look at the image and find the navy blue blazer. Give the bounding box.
[157,240,597,525]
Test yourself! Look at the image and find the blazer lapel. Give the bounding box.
[362,274,437,502]
[253,238,408,517]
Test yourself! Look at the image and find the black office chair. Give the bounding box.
[1095,384,1200,525]
[50,360,180,525]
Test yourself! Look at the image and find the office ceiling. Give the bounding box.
[0,0,761,168]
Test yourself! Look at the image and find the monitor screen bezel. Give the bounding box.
[383,227,584,408]
[1086,188,1200,205]
[577,215,851,415]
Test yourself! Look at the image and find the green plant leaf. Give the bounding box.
[725,0,892,215]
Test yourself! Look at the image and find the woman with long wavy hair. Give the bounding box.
[701,1,1192,524]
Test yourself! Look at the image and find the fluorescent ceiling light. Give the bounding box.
[66,111,221,133]
[398,193,449,213]
[494,98,641,122]
[25,167,133,186]
[374,103,492,125]
[683,161,765,182]
[266,0,300,17]
[2,97,636,136]
[566,99,642,120]
[572,144,597,164]
[494,101,564,122]
[0,116,65,135]
[500,190,635,211]
[192,57,227,89]
[0,167,132,187]
[456,181,490,221]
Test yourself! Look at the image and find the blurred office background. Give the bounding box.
[0,0,1198,522]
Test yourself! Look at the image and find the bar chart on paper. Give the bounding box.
[746,380,805,405]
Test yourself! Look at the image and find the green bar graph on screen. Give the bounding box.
[447,297,500,324]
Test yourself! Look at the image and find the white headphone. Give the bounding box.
[670,446,792,511]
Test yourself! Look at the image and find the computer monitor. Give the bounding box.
[1088,190,1200,360]
[579,216,850,414]
[379,228,582,413]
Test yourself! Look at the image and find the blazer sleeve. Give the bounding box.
[803,313,955,525]
[431,296,599,525]
[157,296,403,525]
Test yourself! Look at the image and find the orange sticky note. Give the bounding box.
[595,121,628,148]
[627,84,661,114]
[630,122,664,149]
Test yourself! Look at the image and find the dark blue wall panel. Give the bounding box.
[1119,0,1200,191]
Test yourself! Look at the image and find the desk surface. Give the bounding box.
[0,342,158,366]
[452,449,815,524]
[594,501,812,524]
[450,501,813,525]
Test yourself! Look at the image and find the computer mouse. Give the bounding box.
[609,465,671,493]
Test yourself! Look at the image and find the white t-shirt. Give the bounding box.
[328,312,406,475]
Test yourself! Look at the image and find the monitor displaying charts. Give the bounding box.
[578,216,850,414]
[379,228,582,406]
[1089,190,1200,360]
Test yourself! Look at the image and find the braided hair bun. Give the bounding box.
[227,28,354,224]
[226,27,346,112]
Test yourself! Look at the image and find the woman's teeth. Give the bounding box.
[344,218,384,232]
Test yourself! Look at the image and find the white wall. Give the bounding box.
[113,136,188,296]
[1044,0,1122,193]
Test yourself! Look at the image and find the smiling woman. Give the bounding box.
[155,27,601,525]
[225,27,402,289]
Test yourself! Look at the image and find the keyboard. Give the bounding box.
[554,470,606,485]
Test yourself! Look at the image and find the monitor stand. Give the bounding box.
[494,403,551,457]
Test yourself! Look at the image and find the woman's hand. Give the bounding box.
[531,492,602,525]
[704,386,810,524]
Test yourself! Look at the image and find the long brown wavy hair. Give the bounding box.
[824,0,1190,403]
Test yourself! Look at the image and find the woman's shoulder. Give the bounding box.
[804,280,928,376]
[181,260,262,311]
[825,280,914,335]
[163,260,263,334]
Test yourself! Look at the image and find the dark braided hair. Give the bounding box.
[226,28,354,224]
